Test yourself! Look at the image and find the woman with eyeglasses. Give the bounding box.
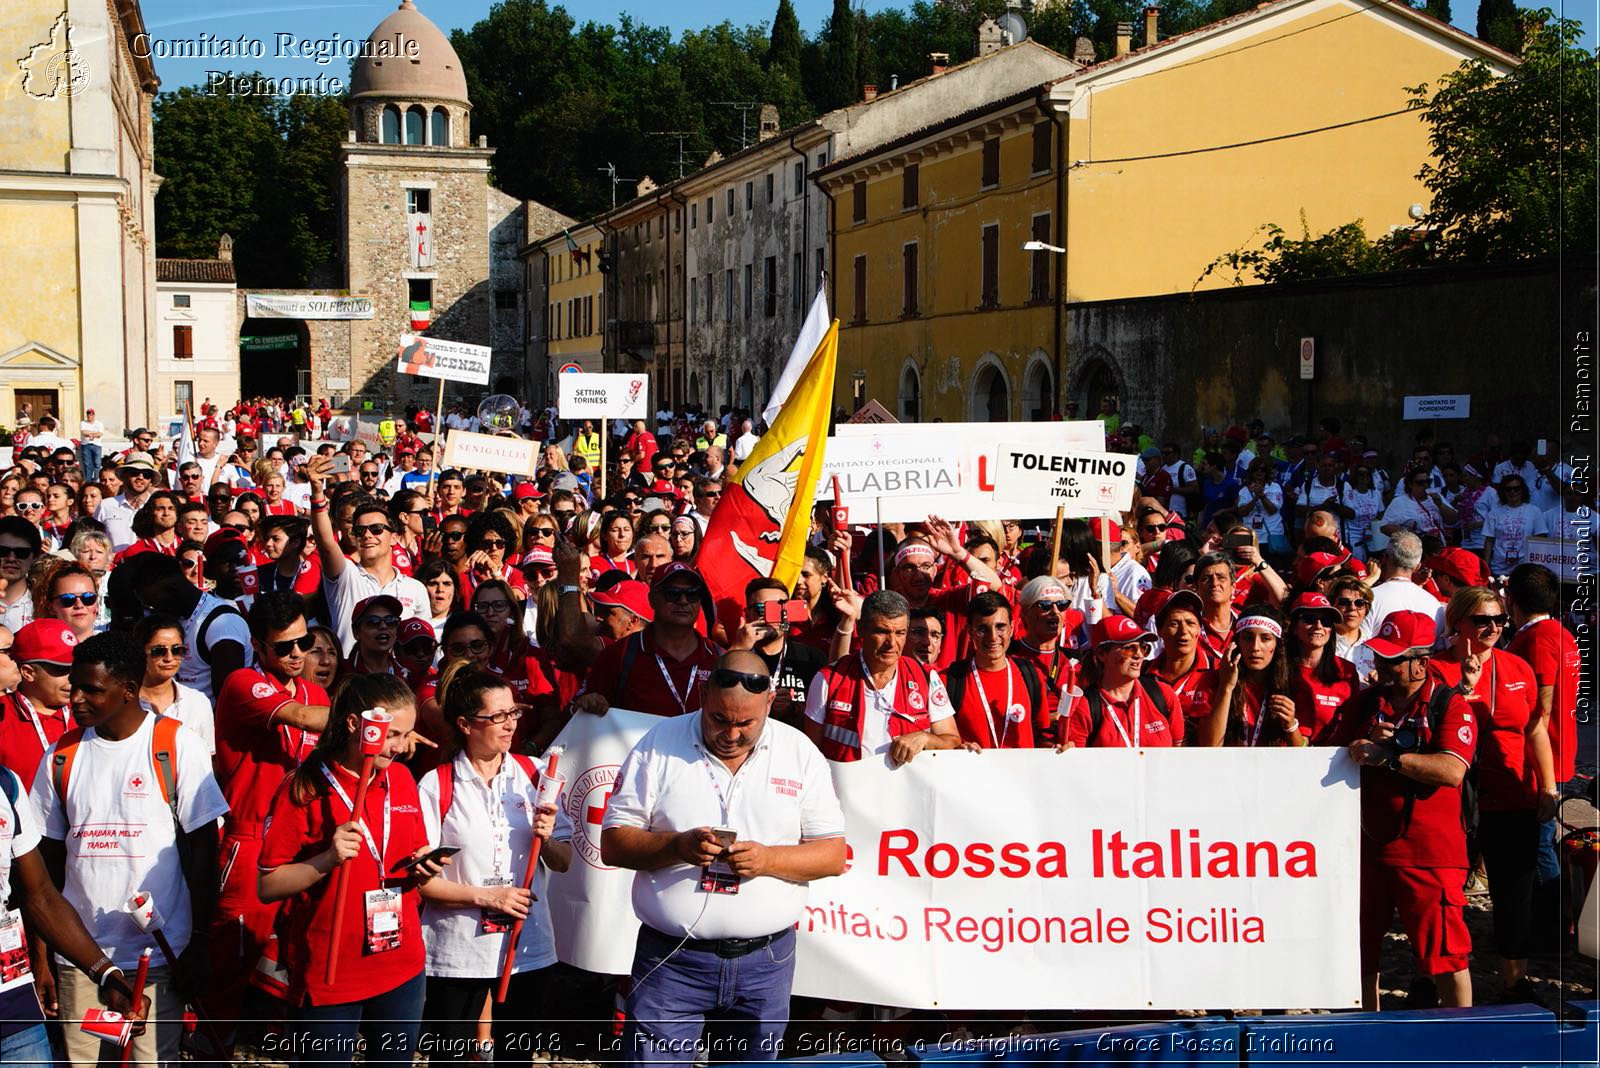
[668,514,701,565]
[414,612,498,746]
[1428,585,1550,998]
[471,579,527,672]
[458,513,530,608]
[1328,575,1377,685]
[417,559,459,633]
[417,666,571,1066]
[1284,593,1359,744]
[1197,608,1306,748]
[1481,478,1549,578]
[347,594,405,676]
[12,488,47,543]
[134,612,215,754]
[593,511,636,579]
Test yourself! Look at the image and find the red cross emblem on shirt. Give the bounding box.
[585,790,611,827]
[129,775,144,789]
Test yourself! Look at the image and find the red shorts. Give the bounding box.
[1360,860,1471,976]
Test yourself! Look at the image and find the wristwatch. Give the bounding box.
[1383,746,1405,773]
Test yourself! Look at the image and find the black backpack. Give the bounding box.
[944,659,1046,740]
[1423,682,1479,835]
[1082,679,1174,743]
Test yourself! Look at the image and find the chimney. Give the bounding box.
[863,83,877,102]
[635,175,656,197]
[1115,22,1133,57]
[1144,6,1159,47]
[889,74,899,90]
[929,51,950,74]
[976,17,1004,56]
[217,233,234,262]
[1072,36,1096,64]
[758,103,780,140]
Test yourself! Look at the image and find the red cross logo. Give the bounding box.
[129,775,144,789]
[415,220,428,257]
[585,790,611,827]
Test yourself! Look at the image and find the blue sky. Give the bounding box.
[137,0,1593,90]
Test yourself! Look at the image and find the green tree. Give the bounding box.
[153,86,277,273]
[1475,0,1522,54]
[1410,12,1595,261]
[824,0,857,109]
[768,0,802,77]
[1421,0,1452,24]
[1197,214,1415,287]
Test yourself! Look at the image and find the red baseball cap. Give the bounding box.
[1088,517,1122,543]
[1289,591,1341,623]
[1294,551,1347,588]
[1363,611,1436,658]
[203,528,246,560]
[397,618,436,645]
[1425,547,1486,587]
[13,619,79,665]
[351,594,403,623]
[650,561,706,591]
[521,546,555,569]
[1134,587,1203,628]
[591,579,654,622]
[513,483,543,501]
[1090,614,1155,649]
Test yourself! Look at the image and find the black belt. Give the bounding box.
[644,925,788,959]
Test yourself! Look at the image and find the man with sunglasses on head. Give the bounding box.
[603,649,846,1064]
[572,562,722,719]
[306,455,428,654]
[1326,610,1477,1010]
[97,450,160,551]
[207,591,331,1040]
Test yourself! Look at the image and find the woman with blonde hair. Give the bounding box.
[30,558,101,639]
[1430,585,1552,1000]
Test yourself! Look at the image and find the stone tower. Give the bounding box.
[340,0,503,402]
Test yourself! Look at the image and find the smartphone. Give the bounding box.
[759,599,811,625]
[392,845,460,873]
[328,454,352,474]
[710,826,738,850]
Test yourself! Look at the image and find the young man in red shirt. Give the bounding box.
[572,563,721,717]
[944,592,1051,749]
[0,620,76,786]
[205,591,330,1038]
[1327,610,1476,1010]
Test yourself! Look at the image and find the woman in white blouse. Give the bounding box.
[133,612,216,754]
[418,665,571,1065]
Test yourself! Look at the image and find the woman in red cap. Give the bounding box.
[1197,607,1306,747]
[1428,585,1551,1000]
[1058,616,1182,749]
[1285,593,1359,744]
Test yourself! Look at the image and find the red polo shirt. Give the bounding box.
[1291,660,1360,744]
[1146,652,1219,740]
[1010,641,1078,721]
[1063,679,1183,748]
[580,627,721,715]
[949,660,1051,749]
[1431,650,1540,811]
[0,692,70,788]
[259,762,428,1007]
[213,670,327,835]
[1508,617,1582,781]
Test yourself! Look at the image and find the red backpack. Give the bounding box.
[433,753,540,821]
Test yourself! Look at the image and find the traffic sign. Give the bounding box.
[559,363,582,374]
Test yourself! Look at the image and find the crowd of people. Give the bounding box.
[0,395,1590,1065]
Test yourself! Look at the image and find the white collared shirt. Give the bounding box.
[418,751,570,979]
[604,712,845,939]
[139,681,216,755]
[323,561,429,653]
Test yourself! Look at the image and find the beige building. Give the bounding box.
[0,0,159,434]
[155,237,239,421]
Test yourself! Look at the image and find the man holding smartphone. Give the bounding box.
[729,579,824,728]
[602,650,846,1064]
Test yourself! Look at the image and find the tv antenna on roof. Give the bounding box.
[711,101,761,149]
[649,131,697,178]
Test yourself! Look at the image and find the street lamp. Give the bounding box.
[1022,239,1066,254]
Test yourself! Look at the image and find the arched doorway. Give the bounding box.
[970,360,1010,422]
[688,372,700,412]
[1022,357,1053,421]
[899,362,921,422]
[1072,357,1119,424]
[239,318,310,400]
[738,370,754,412]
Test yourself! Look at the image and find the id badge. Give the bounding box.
[699,863,741,895]
[363,888,403,955]
[480,877,515,934]
[0,908,33,992]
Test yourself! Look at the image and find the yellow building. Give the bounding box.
[523,219,608,403]
[0,0,159,435]
[816,0,1515,422]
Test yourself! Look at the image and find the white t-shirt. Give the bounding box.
[1162,461,1196,516]
[803,662,955,758]
[1110,554,1153,609]
[1,765,42,910]
[1379,494,1448,542]
[31,713,230,969]
[1341,484,1386,555]
[0,590,33,634]
[79,420,104,442]
[604,712,845,939]
[140,682,216,755]
[732,432,759,462]
[323,562,429,653]
[1483,502,1549,574]
[1238,482,1285,538]
[418,752,571,979]
[1493,459,1539,488]
[1363,576,1446,643]
[1530,464,1572,514]
[96,494,142,551]
[180,593,256,701]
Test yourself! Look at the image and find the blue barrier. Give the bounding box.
[1239,1004,1560,1065]
[1560,1000,1599,1066]
[907,1019,1242,1065]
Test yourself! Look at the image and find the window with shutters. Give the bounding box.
[981,224,999,308]
[793,161,804,195]
[981,137,999,189]
[852,181,866,223]
[792,252,803,312]
[743,264,753,320]
[902,243,919,317]
[764,256,777,317]
[852,254,867,323]
[690,277,698,324]
[173,324,193,358]
[1032,122,1051,175]
[1030,214,1052,303]
[902,164,919,209]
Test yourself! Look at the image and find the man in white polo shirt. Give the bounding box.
[602,650,847,1065]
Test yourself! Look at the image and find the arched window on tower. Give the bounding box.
[381,105,401,144]
[405,106,426,145]
[430,107,449,146]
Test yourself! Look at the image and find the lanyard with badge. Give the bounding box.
[970,659,1024,748]
[697,747,746,895]
[656,649,702,716]
[12,692,56,753]
[480,761,521,934]
[1103,690,1142,748]
[322,765,401,954]
[0,791,30,991]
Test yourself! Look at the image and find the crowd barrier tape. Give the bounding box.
[900,1003,1600,1066]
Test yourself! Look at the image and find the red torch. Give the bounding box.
[325,708,392,985]
[495,748,565,1003]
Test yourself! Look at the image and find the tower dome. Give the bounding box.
[350,0,469,106]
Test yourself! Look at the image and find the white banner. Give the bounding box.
[991,445,1137,516]
[546,708,656,976]
[1403,394,1471,420]
[559,374,650,420]
[397,335,492,386]
[830,421,1105,522]
[442,430,541,478]
[547,713,1362,1010]
[816,433,958,501]
[245,294,373,319]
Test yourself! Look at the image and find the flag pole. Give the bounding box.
[426,376,445,506]
[1048,505,1066,577]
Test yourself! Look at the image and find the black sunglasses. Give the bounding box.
[29,661,72,676]
[1468,613,1508,628]
[270,634,318,656]
[657,586,702,603]
[351,522,391,537]
[442,530,466,541]
[0,546,35,559]
[709,668,772,694]
[146,644,189,659]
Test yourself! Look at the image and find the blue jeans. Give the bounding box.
[0,1022,53,1066]
[78,442,102,482]
[293,969,424,1068]
[624,926,796,1066]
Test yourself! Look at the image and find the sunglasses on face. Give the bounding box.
[648,523,671,534]
[0,546,33,560]
[467,709,525,725]
[475,599,511,615]
[446,639,490,656]
[481,538,507,550]
[223,523,250,533]
[1469,613,1508,628]
[15,502,44,512]
[442,530,466,541]
[180,472,201,480]
[1031,599,1071,612]
[553,510,576,521]
[1334,597,1369,609]
[1294,615,1333,629]
[269,634,318,656]
[1377,653,1430,667]
[710,668,772,693]
[529,527,557,539]
[55,592,98,608]
[657,586,702,603]
[146,644,189,659]
[352,522,390,537]
[402,638,437,654]
[360,614,400,628]
[31,661,72,676]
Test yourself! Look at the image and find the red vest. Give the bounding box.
[815,655,934,762]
